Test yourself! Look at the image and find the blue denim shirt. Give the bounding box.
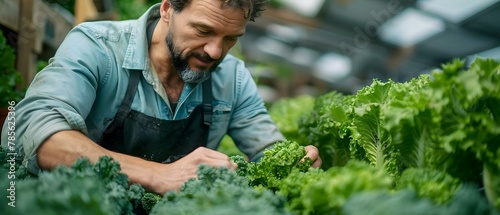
[1,4,284,174]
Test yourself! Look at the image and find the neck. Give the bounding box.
[149,21,183,84]
[149,21,185,103]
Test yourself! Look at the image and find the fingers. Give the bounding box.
[192,146,320,170]
[304,145,319,159]
[151,148,237,194]
[311,157,322,168]
[304,145,322,168]
[229,161,238,170]
[190,147,237,170]
[194,147,229,160]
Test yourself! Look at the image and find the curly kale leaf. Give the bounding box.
[0,156,144,215]
[141,192,163,213]
[150,165,289,215]
[0,146,31,180]
[230,154,249,176]
[0,171,111,215]
[244,140,311,190]
[73,156,144,214]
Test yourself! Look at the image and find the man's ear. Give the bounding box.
[160,0,172,23]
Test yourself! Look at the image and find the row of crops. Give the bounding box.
[266,58,500,213]
[1,57,499,214]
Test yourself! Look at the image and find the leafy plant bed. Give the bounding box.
[1,140,498,214]
[1,58,499,214]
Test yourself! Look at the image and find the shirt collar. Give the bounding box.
[122,3,161,70]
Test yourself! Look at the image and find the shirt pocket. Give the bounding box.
[186,101,232,122]
[212,102,232,122]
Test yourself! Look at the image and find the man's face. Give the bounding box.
[165,0,248,83]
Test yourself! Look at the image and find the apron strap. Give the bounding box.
[114,70,141,125]
[147,18,160,47]
[202,76,213,126]
[112,17,155,128]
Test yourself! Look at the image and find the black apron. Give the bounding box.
[100,17,212,164]
[100,68,213,164]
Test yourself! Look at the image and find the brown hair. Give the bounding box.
[168,0,268,21]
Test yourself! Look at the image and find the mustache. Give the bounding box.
[189,52,216,63]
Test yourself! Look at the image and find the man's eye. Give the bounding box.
[226,37,238,42]
[197,29,210,35]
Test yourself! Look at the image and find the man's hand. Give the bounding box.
[148,147,237,195]
[304,145,322,168]
[38,132,236,196]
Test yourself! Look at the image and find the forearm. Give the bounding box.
[37,130,237,195]
[37,130,158,190]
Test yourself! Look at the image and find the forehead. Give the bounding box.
[178,0,249,32]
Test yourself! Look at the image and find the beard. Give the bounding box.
[165,30,220,83]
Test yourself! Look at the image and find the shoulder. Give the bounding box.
[210,54,258,102]
[211,54,253,89]
[218,54,246,69]
[71,20,136,42]
[212,54,253,84]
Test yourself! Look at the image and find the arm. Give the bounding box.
[12,24,234,194]
[38,130,236,194]
[227,61,322,167]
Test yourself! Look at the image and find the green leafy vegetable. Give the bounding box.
[343,185,498,215]
[236,140,312,190]
[424,58,500,207]
[349,79,402,177]
[278,168,326,213]
[150,165,289,215]
[299,160,393,214]
[141,192,162,213]
[396,168,462,204]
[298,91,354,169]
[0,156,144,215]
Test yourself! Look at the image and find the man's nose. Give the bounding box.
[203,38,223,60]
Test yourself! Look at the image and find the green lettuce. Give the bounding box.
[299,160,393,214]
[298,91,354,169]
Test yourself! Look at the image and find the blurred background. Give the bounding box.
[1,0,500,102]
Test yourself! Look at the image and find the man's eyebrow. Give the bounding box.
[191,21,245,37]
[191,21,213,30]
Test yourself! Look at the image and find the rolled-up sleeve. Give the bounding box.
[1,24,109,174]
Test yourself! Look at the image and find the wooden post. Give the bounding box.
[17,0,37,88]
[74,0,99,25]
[0,0,20,31]
[12,0,73,88]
